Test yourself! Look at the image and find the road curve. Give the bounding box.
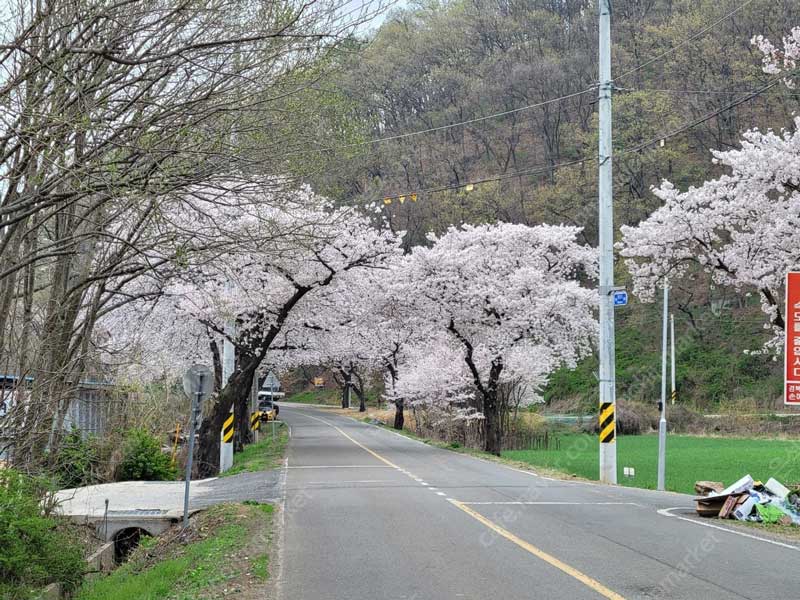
[274,404,799,600]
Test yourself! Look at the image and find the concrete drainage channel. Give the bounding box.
[38,508,191,599]
[98,509,184,560]
[45,474,284,597]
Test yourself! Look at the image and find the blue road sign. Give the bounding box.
[613,290,628,306]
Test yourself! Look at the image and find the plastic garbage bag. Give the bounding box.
[755,503,785,524]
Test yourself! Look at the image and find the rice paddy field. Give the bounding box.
[503,434,800,494]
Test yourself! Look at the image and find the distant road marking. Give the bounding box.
[449,499,626,600]
[307,480,391,484]
[286,465,393,469]
[463,501,640,507]
[296,411,403,470]
[657,508,800,551]
[436,492,446,496]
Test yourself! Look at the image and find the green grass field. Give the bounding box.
[503,434,800,494]
[284,388,340,405]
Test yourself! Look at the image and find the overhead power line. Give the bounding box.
[293,0,759,164]
[618,86,800,97]
[380,73,786,203]
[288,87,597,158]
[619,77,782,156]
[615,0,756,82]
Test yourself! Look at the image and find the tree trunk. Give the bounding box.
[483,390,501,456]
[352,369,366,412]
[483,360,504,456]
[393,399,404,430]
[341,370,352,408]
[234,378,254,450]
[196,358,257,477]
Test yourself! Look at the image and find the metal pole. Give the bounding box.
[670,313,676,405]
[657,283,669,491]
[183,374,203,529]
[598,0,617,484]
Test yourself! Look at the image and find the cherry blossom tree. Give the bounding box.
[106,187,404,474]
[397,223,597,454]
[753,27,800,87]
[620,30,800,351]
[274,260,420,415]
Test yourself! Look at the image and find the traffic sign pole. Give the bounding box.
[181,364,212,529]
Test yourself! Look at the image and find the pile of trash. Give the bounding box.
[694,476,800,525]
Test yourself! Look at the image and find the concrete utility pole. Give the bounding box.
[658,282,669,491]
[670,313,676,405]
[598,0,617,484]
[220,321,235,473]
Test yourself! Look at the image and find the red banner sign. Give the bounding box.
[785,272,800,405]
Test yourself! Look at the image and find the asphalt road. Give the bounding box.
[274,404,800,600]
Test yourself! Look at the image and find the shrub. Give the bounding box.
[117,429,176,482]
[52,428,102,488]
[581,401,658,436]
[0,469,84,597]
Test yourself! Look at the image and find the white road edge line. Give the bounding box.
[657,507,800,551]
[273,457,289,600]
[286,465,393,469]
[463,501,642,506]
[306,480,392,484]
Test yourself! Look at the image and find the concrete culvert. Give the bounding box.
[113,527,150,563]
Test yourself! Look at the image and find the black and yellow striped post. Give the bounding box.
[670,389,677,405]
[599,402,615,444]
[222,412,235,444]
[250,411,262,432]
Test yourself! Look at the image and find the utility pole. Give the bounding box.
[598,0,617,484]
[658,282,669,491]
[670,313,676,405]
[220,319,235,473]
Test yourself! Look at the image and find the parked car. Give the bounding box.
[258,398,279,421]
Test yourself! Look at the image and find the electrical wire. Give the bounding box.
[618,76,782,156]
[615,0,756,82]
[286,86,598,158]
[379,73,787,202]
[618,86,800,97]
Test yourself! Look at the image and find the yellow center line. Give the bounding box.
[294,411,403,470]
[295,409,626,600]
[449,499,626,600]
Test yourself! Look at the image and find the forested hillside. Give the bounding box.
[291,0,800,408]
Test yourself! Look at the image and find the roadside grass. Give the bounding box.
[221,424,288,478]
[75,503,275,600]
[341,407,800,494]
[284,388,340,405]
[734,519,800,541]
[504,434,800,494]
[284,387,385,408]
